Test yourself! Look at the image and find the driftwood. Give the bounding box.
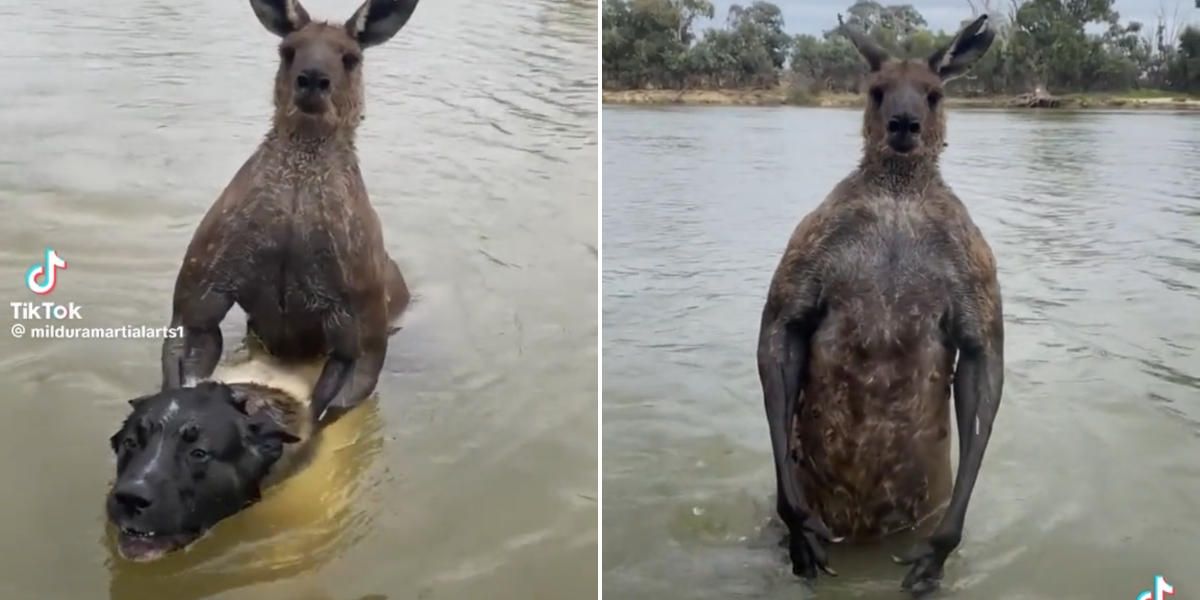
[1008,85,1061,108]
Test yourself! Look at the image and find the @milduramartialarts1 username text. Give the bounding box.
[11,324,183,340]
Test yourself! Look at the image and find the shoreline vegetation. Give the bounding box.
[602,87,1200,110]
[603,0,1200,113]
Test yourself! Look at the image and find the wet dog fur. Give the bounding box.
[107,357,325,562]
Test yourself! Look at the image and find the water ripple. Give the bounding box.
[0,0,597,599]
[603,106,1200,599]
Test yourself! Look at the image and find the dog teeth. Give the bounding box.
[122,528,156,538]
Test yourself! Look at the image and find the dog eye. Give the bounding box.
[121,438,137,451]
[189,448,210,461]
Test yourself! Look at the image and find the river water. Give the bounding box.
[0,1,598,599]
[602,107,1200,599]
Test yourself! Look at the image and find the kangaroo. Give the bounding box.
[756,14,1002,596]
[160,0,419,424]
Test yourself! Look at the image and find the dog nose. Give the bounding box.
[887,113,921,135]
[295,69,331,93]
[112,480,154,515]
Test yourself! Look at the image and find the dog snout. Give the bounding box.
[295,68,331,94]
[112,480,155,516]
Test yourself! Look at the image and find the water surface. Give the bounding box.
[0,1,598,599]
[602,106,1200,599]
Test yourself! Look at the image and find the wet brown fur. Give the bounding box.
[161,0,421,416]
[773,178,978,540]
[758,14,1004,587]
[226,381,316,487]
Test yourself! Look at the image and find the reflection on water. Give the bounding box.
[0,0,597,598]
[602,107,1200,600]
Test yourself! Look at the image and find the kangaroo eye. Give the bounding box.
[279,46,296,63]
[869,87,884,105]
[927,91,943,109]
[342,52,361,70]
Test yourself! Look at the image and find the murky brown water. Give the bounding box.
[602,107,1200,599]
[0,1,597,599]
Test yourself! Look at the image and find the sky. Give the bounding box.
[703,0,1199,35]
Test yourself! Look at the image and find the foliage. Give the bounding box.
[601,0,1200,95]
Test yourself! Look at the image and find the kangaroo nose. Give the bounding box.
[887,114,921,135]
[295,69,331,93]
[112,480,154,516]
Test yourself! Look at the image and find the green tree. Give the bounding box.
[601,0,1200,96]
[1171,25,1200,91]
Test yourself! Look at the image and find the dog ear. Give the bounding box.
[126,392,156,408]
[218,383,301,445]
[217,383,272,416]
[246,412,302,445]
[222,383,253,410]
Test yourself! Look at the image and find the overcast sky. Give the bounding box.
[704,0,1198,35]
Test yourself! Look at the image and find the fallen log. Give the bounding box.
[1008,91,1061,108]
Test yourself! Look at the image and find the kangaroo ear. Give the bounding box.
[928,14,995,82]
[250,0,312,38]
[837,13,891,72]
[345,0,421,49]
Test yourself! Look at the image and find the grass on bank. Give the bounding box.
[601,85,1200,110]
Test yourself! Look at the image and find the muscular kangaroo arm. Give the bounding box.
[757,306,807,527]
[161,153,259,390]
[160,255,234,390]
[757,299,833,529]
[315,334,387,424]
[939,285,1004,547]
[310,302,390,424]
[898,239,1004,594]
[161,291,234,390]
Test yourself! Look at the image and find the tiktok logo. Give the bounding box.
[1136,575,1174,600]
[25,249,67,296]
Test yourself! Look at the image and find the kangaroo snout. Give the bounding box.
[295,68,331,94]
[887,114,921,135]
[886,113,921,153]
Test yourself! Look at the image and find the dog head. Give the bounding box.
[106,382,301,562]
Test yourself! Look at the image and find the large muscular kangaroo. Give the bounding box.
[161,0,420,423]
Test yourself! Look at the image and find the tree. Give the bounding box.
[728,2,793,70]
[601,0,1200,95]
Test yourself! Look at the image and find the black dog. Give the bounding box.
[107,360,316,562]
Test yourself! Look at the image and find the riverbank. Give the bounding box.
[602,88,1200,110]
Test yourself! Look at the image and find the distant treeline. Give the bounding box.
[602,0,1200,96]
